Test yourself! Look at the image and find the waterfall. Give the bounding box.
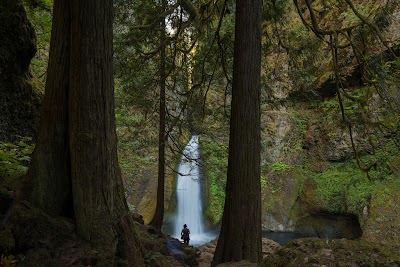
[168,135,217,246]
[173,135,204,236]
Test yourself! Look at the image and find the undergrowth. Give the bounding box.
[200,135,227,225]
[308,140,400,217]
[0,136,34,178]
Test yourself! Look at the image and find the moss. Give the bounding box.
[271,162,290,172]
[362,177,400,247]
[309,165,352,212]
[200,135,228,225]
[0,0,41,142]
[0,137,34,193]
[300,136,399,217]
[391,155,400,175]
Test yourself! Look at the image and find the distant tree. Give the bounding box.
[114,0,204,225]
[26,0,144,265]
[150,0,167,230]
[211,0,263,265]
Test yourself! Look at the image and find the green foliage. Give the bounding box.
[0,136,34,178]
[319,99,339,109]
[308,137,399,216]
[311,166,351,212]
[372,176,400,206]
[260,175,267,189]
[338,8,362,25]
[1,254,17,267]
[201,136,228,225]
[115,81,160,176]
[298,68,317,84]
[363,140,399,180]
[23,0,53,90]
[346,180,373,213]
[262,0,290,23]
[271,162,290,171]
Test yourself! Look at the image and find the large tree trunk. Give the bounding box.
[26,0,72,217]
[211,0,262,265]
[150,0,167,230]
[26,0,145,265]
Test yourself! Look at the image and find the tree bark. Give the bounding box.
[26,0,145,265]
[26,0,72,217]
[211,0,262,265]
[150,0,167,230]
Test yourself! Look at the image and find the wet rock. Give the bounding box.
[216,261,257,267]
[295,212,362,240]
[197,237,282,267]
[164,239,186,260]
[263,238,400,267]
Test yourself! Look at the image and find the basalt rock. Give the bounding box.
[0,0,41,142]
[294,212,362,240]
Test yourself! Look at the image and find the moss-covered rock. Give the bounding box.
[0,0,41,142]
[295,212,362,239]
[362,178,400,247]
[263,238,400,267]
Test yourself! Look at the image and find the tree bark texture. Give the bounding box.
[26,0,144,265]
[211,0,263,265]
[150,0,167,230]
[26,0,72,217]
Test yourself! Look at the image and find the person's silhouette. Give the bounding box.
[181,224,190,245]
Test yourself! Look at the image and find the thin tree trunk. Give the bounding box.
[150,0,167,230]
[211,0,262,264]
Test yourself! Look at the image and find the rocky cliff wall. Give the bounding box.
[260,0,400,246]
[0,0,41,142]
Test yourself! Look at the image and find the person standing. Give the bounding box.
[181,224,190,245]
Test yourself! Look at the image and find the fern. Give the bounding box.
[0,254,17,267]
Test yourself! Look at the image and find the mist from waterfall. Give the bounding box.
[170,135,217,246]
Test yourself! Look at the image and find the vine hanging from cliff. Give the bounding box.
[293,0,400,180]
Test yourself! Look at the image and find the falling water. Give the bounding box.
[171,135,216,246]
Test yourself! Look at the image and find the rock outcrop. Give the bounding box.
[0,0,41,142]
[259,0,400,248]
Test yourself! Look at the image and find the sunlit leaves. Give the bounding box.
[23,0,53,89]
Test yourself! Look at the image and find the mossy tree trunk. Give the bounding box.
[26,0,144,265]
[211,0,263,265]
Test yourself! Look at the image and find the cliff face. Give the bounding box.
[260,0,400,246]
[0,0,41,142]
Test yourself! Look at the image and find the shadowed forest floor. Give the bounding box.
[1,185,400,266]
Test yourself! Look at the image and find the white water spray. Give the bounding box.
[171,136,215,246]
